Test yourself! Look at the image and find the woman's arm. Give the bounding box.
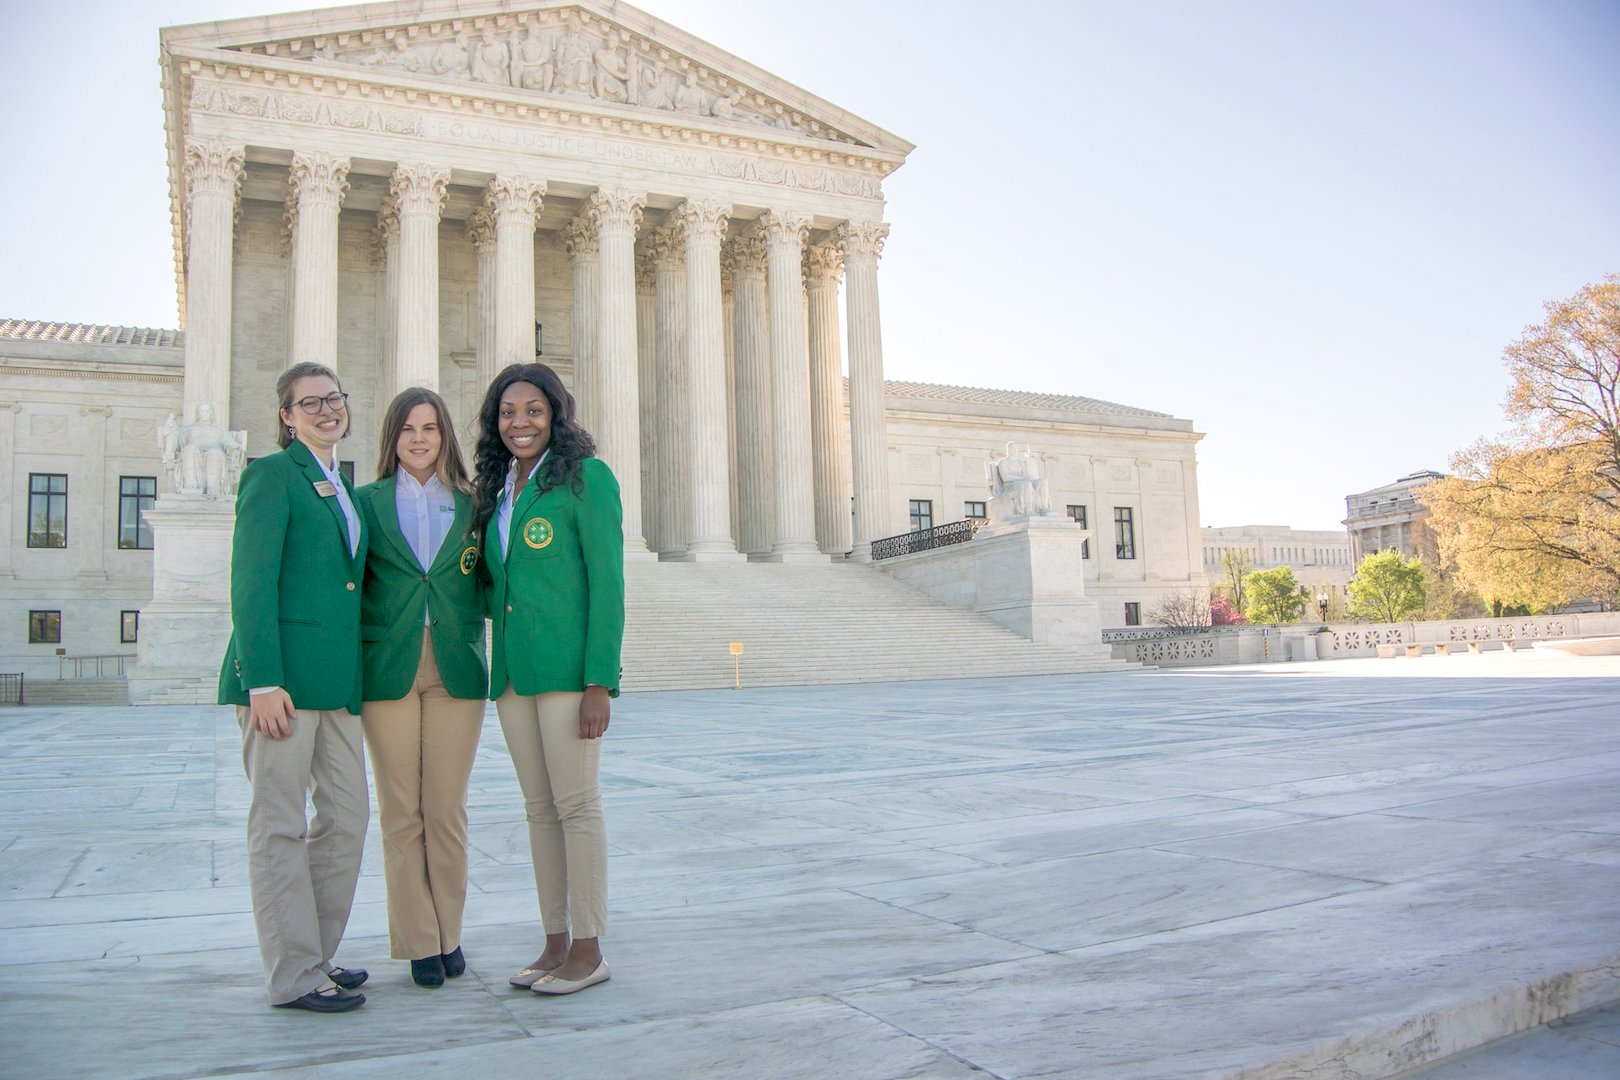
[231,460,297,737]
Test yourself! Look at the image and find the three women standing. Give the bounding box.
[357,388,488,988]
[473,362,624,996]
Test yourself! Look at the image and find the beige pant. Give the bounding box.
[496,689,607,939]
[361,630,485,960]
[239,705,368,1005]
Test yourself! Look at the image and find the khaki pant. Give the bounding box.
[239,705,368,1005]
[496,689,607,939]
[361,630,486,960]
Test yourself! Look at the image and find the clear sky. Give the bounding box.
[3,0,1616,531]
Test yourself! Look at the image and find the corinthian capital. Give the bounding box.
[634,238,658,291]
[804,243,843,287]
[466,206,496,252]
[758,209,811,252]
[389,162,450,217]
[836,220,889,264]
[486,175,545,227]
[563,215,599,261]
[184,138,245,205]
[651,223,684,269]
[289,151,352,209]
[587,187,647,238]
[671,199,731,248]
[726,231,768,278]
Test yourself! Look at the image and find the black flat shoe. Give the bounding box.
[274,986,365,1013]
[412,955,446,987]
[441,946,466,979]
[328,966,368,990]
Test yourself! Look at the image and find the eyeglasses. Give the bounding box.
[294,392,349,414]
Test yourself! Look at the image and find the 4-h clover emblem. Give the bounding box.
[522,517,554,550]
[459,546,479,575]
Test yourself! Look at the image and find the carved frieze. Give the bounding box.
[233,7,862,146]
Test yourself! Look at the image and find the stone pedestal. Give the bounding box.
[127,498,234,704]
[972,516,1105,650]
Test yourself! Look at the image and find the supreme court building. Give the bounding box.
[0,0,1209,692]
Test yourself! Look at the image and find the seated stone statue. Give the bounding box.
[987,443,1051,518]
[159,402,247,499]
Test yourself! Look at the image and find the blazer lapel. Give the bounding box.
[289,441,353,559]
[368,476,421,570]
[428,490,474,574]
[504,479,544,569]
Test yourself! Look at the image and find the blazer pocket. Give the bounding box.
[279,617,320,628]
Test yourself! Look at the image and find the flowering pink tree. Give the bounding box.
[1210,593,1246,626]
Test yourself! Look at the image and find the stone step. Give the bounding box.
[19,680,131,707]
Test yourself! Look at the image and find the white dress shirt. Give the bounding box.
[396,471,457,625]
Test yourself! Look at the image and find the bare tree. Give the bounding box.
[1149,589,1212,632]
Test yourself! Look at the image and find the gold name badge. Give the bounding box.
[313,480,337,497]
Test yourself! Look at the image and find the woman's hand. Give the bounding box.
[579,684,611,740]
[249,688,298,740]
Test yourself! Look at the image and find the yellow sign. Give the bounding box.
[729,642,744,655]
[729,642,744,689]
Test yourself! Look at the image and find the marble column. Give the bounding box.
[728,229,773,556]
[589,187,650,554]
[806,243,851,554]
[838,220,892,562]
[651,223,689,557]
[373,200,400,403]
[634,242,659,548]
[488,176,545,373]
[181,137,244,427]
[760,210,819,560]
[286,151,350,369]
[390,162,449,392]
[564,215,600,433]
[467,207,498,396]
[673,199,740,560]
[721,260,739,545]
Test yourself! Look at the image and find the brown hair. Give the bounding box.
[373,386,472,494]
[275,361,349,450]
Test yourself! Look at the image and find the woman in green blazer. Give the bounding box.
[217,361,371,1013]
[357,387,488,988]
[472,362,623,997]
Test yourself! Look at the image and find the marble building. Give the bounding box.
[0,0,1210,688]
[1344,470,1443,565]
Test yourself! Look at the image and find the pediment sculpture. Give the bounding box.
[241,7,857,145]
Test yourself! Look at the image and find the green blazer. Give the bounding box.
[486,456,624,699]
[356,477,488,702]
[217,440,369,713]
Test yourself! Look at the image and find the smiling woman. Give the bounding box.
[471,362,623,996]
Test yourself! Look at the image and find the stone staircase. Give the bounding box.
[620,558,1137,692]
[15,679,131,707]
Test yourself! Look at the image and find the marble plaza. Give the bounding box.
[2,652,1618,1078]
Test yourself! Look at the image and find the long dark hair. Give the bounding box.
[472,363,596,529]
[374,387,472,494]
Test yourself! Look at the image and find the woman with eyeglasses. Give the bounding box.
[355,387,488,988]
[218,361,371,1013]
[472,362,623,996]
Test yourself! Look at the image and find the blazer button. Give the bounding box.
[506,604,514,613]
[346,582,355,591]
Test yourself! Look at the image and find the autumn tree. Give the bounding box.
[1347,550,1427,623]
[1243,566,1307,624]
[1421,275,1620,607]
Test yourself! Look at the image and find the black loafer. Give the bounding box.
[441,947,466,979]
[275,986,365,1013]
[328,966,368,990]
[412,955,446,988]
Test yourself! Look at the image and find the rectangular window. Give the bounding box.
[29,610,61,644]
[963,500,986,519]
[27,473,68,548]
[1114,506,1136,560]
[118,476,157,550]
[121,610,140,644]
[1067,504,1091,558]
[1124,602,1141,626]
[909,499,933,532]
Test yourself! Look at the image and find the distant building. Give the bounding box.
[1344,471,1443,564]
[1202,524,1353,614]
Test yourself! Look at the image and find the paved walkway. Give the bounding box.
[1,650,1617,1078]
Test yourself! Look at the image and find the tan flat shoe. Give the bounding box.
[530,960,611,995]
[508,959,555,988]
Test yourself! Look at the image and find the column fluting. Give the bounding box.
[760,210,819,559]
[287,151,350,370]
[651,223,689,557]
[728,229,773,556]
[390,162,449,392]
[589,186,649,553]
[467,207,498,395]
[488,176,545,372]
[674,199,739,558]
[564,215,601,433]
[182,137,245,427]
[634,241,659,549]
[838,220,892,561]
[805,242,851,554]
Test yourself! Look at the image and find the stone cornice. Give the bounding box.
[0,359,183,384]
